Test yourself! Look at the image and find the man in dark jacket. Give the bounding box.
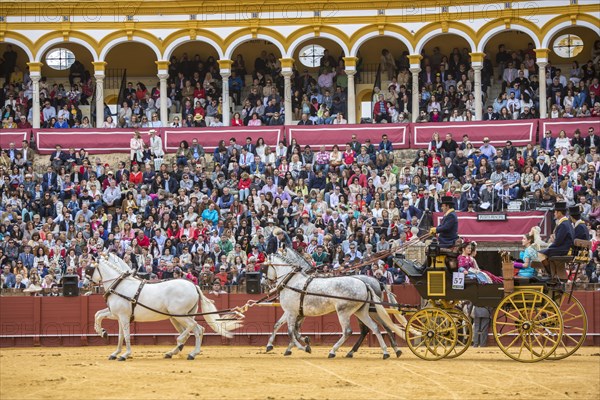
[430,196,458,248]
[539,202,574,281]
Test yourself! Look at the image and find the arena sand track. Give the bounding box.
[0,346,598,400]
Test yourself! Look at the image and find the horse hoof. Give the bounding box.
[101,330,108,339]
[164,354,172,359]
[108,355,117,360]
[178,344,184,351]
[345,352,354,358]
[266,345,273,353]
[396,349,403,358]
[305,345,312,354]
[383,353,390,360]
[118,356,127,362]
[304,336,311,345]
[187,355,195,361]
[328,353,336,359]
[284,350,292,356]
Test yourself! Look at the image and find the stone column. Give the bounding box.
[92,61,107,128]
[27,62,43,128]
[280,58,294,125]
[470,52,485,121]
[218,59,232,126]
[343,57,358,124]
[408,55,422,123]
[535,48,550,119]
[156,60,170,126]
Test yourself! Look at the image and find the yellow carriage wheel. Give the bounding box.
[406,308,458,361]
[445,310,473,359]
[493,290,563,363]
[545,294,587,360]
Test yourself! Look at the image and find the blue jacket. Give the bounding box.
[436,210,459,248]
[541,218,574,257]
[574,221,590,241]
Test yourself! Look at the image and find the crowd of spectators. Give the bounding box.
[0,46,354,129]
[2,41,599,129]
[371,40,600,123]
[2,119,600,294]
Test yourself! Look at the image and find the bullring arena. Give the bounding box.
[1,1,600,399]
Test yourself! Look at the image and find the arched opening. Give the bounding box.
[353,36,410,84]
[482,30,539,114]
[32,42,97,127]
[0,43,32,126]
[416,34,476,122]
[353,36,411,123]
[104,42,159,126]
[0,43,31,83]
[224,38,284,122]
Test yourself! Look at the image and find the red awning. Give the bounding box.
[432,211,551,242]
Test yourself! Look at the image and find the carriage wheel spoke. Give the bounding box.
[506,331,524,349]
[508,298,526,321]
[497,328,519,338]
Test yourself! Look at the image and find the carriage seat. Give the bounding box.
[513,275,551,285]
[438,248,460,258]
[548,256,575,263]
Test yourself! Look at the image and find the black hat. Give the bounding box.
[554,202,568,212]
[441,196,455,206]
[568,205,581,218]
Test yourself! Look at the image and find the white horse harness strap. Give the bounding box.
[129,280,146,322]
[298,276,315,318]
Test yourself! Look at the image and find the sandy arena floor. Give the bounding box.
[0,345,598,400]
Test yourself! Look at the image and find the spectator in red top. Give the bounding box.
[231,112,244,126]
[341,143,355,173]
[135,230,150,248]
[129,163,143,185]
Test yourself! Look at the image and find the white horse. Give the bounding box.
[86,253,239,361]
[264,250,404,358]
[265,253,405,359]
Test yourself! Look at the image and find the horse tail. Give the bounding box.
[366,286,407,341]
[196,286,239,338]
[384,290,411,330]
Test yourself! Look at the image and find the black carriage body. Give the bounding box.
[396,258,545,308]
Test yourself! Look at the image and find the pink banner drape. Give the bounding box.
[432,211,550,242]
[163,127,283,152]
[412,120,538,147]
[34,128,157,155]
[539,118,600,137]
[0,130,29,148]
[286,124,409,150]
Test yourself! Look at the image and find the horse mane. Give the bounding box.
[271,248,313,271]
[100,253,133,274]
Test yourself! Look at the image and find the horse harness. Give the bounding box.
[102,271,146,322]
[297,276,315,318]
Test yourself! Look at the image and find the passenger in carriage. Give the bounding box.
[429,196,458,248]
[513,228,541,278]
[457,240,502,284]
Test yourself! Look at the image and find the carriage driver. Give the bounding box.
[429,196,459,248]
[538,202,574,281]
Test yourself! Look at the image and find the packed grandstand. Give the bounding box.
[1,5,600,295]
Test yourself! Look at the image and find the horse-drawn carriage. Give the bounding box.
[395,238,590,363]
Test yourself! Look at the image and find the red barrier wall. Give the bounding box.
[539,118,600,137]
[163,126,283,152]
[1,287,597,348]
[432,212,550,242]
[411,120,538,147]
[287,124,410,150]
[0,130,28,148]
[5,118,600,155]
